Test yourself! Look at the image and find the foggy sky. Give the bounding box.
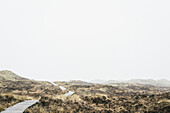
[0,0,170,81]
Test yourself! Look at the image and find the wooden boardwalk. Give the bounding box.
[1,82,73,113]
[1,100,39,113]
[50,81,74,95]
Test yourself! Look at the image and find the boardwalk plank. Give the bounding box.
[1,100,38,113]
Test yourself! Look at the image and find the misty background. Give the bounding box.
[0,0,170,81]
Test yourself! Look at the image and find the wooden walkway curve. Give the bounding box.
[1,81,74,113]
[1,100,39,113]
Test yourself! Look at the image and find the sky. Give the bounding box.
[0,0,170,81]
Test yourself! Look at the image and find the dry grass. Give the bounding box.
[24,82,170,113]
[0,93,27,112]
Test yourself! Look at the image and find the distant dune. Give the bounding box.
[90,79,105,84]
[0,70,28,81]
[124,79,170,87]
[91,79,170,87]
[1,70,169,87]
[68,80,93,85]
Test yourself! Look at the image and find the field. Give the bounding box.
[24,82,170,113]
[0,71,170,113]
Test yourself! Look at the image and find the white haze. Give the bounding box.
[0,0,170,81]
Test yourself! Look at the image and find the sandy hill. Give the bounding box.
[0,70,28,81]
[126,79,170,87]
[103,79,170,87]
[69,80,93,85]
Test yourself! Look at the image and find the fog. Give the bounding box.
[0,0,170,81]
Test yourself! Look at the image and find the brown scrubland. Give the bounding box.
[0,70,169,113]
[24,83,170,113]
